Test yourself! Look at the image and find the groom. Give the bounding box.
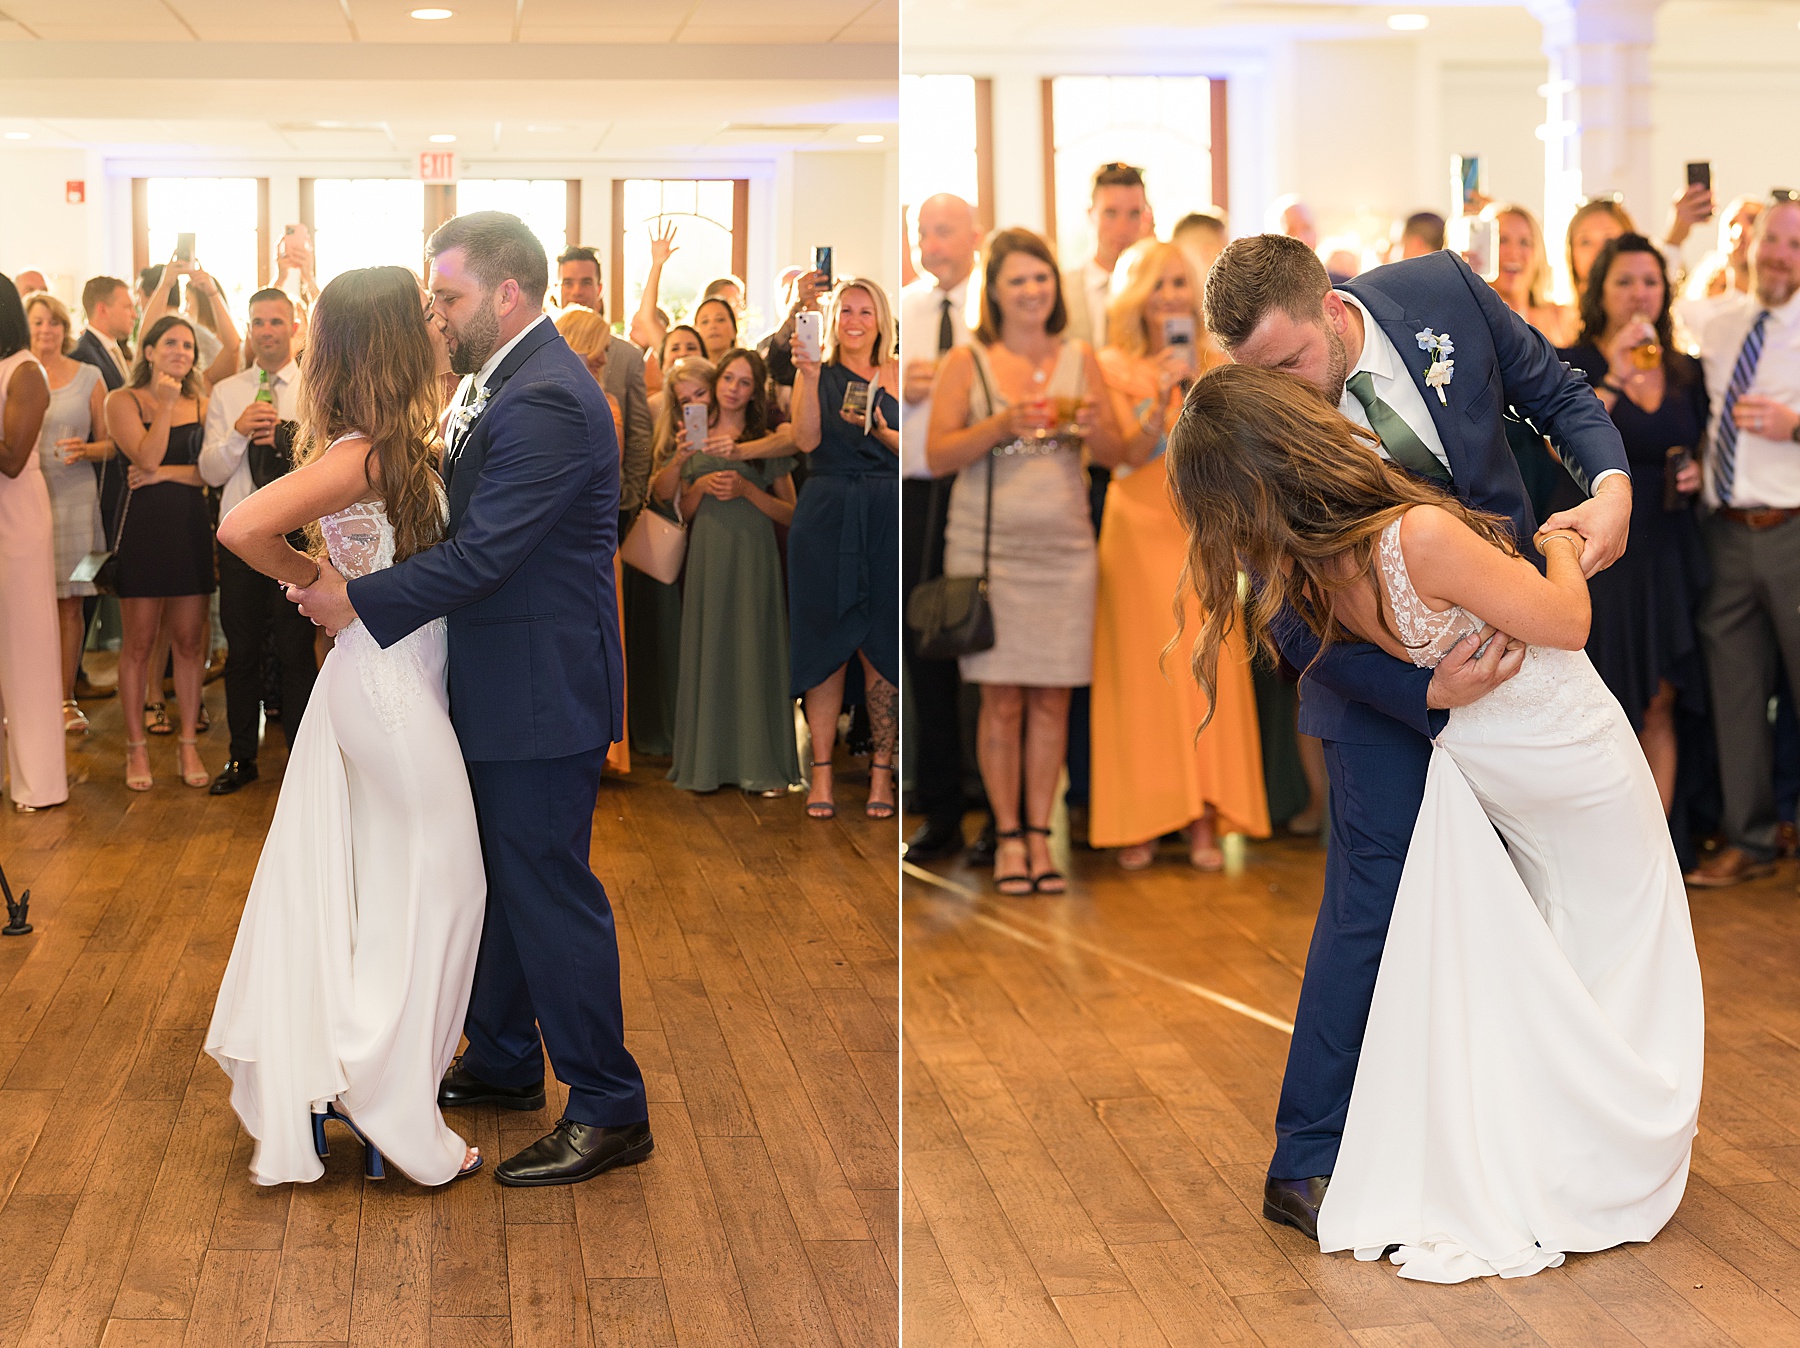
[1202,235,1630,1239]
[293,211,650,1186]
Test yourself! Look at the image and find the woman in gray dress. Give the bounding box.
[24,292,111,734]
[925,228,1125,895]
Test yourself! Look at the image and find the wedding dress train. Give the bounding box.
[205,491,485,1186]
[1314,515,1705,1283]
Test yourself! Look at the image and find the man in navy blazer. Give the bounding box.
[294,212,649,1187]
[1203,235,1630,1239]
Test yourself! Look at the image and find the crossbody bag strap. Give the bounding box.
[967,346,999,583]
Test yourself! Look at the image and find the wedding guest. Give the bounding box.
[554,247,653,530]
[1063,162,1150,348]
[627,221,678,355]
[557,306,631,775]
[1566,197,1635,299]
[105,315,216,791]
[1678,196,1764,342]
[198,288,317,795]
[901,194,981,860]
[0,275,69,811]
[926,229,1126,894]
[139,258,241,390]
[628,354,714,756]
[647,324,705,417]
[1268,194,1319,251]
[702,275,745,314]
[24,292,110,733]
[691,295,739,362]
[1688,197,1800,887]
[75,275,136,392]
[1559,234,1710,819]
[760,266,832,401]
[12,270,46,296]
[1396,211,1446,260]
[1093,240,1270,868]
[1172,209,1229,285]
[664,348,800,794]
[787,279,901,820]
[1486,202,1577,344]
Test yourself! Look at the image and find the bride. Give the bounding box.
[205,266,485,1186]
[1168,363,1703,1283]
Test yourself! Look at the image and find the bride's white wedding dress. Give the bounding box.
[205,488,486,1186]
[1315,514,1705,1283]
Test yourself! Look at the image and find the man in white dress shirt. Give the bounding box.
[1061,162,1151,349]
[1687,198,1800,887]
[900,194,981,861]
[199,288,317,795]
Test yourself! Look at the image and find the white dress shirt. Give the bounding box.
[1700,288,1800,509]
[899,274,973,479]
[1080,260,1111,349]
[201,358,302,518]
[1337,292,1453,476]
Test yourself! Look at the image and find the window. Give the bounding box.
[455,179,575,274]
[610,179,749,334]
[306,179,426,286]
[136,177,264,322]
[1046,75,1225,264]
[901,75,994,235]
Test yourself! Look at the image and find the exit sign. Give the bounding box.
[416,150,458,183]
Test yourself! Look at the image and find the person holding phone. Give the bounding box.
[926,231,1126,893]
[1092,239,1269,871]
[1557,234,1710,837]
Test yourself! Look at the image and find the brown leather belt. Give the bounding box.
[1718,506,1800,530]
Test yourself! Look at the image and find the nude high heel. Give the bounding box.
[178,738,209,789]
[125,740,152,791]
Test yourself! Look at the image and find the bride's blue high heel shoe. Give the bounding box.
[311,1103,386,1180]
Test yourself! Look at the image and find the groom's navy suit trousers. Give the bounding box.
[1266,251,1627,1181]
[350,317,648,1131]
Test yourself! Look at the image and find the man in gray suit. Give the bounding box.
[556,246,653,529]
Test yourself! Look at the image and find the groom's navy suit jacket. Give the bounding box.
[1274,250,1629,747]
[348,317,624,763]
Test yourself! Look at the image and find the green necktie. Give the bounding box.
[1347,370,1451,484]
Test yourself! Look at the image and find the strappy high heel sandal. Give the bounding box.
[63,701,89,735]
[1024,824,1066,895]
[993,828,1034,896]
[865,762,897,820]
[144,701,172,736]
[805,761,836,820]
[312,1103,387,1180]
[177,738,209,788]
[125,740,152,792]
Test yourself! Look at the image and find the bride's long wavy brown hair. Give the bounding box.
[296,265,444,562]
[1165,363,1515,730]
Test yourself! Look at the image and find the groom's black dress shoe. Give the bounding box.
[495,1118,653,1187]
[1263,1174,1331,1241]
[437,1057,547,1112]
[208,760,258,795]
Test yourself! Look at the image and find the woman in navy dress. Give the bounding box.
[781,280,900,819]
[1559,233,1710,823]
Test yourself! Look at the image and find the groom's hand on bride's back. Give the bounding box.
[1426,625,1527,710]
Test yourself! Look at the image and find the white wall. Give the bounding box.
[0,145,112,304]
[787,149,898,299]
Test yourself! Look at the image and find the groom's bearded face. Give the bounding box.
[1231,307,1351,404]
[445,287,503,376]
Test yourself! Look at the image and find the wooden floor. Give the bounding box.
[904,819,1800,1347]
[0,661,897,1348]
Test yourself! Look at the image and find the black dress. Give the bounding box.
[115,405,215,599]
[1558,344,1710,730]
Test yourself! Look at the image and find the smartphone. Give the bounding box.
[794,309,823,363]
[682,402,710,451]
[175,232,195,264]
[1686,161,1713,222]
[1162,314,1196,375]
[1463,215,1498,282]
[1664,445,1694,512]
[812,245,833,288]
[1452,155,1482,212]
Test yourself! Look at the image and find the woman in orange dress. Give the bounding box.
[1092,239,1268,869]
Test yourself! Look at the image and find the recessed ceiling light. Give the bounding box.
[3,131,29,140]
[1388,13,1428,29]
[856,134,885,143]
[410,7,454,19]
[429,133,457,143]
[526,125,567,133]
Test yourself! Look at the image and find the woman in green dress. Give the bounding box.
[659,348,801,793]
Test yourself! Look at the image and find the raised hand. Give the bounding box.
[649,220,679,267]
[152,371,183,404]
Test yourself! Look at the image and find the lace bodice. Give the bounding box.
[1376,516,1482,668]
[321,499,394,580]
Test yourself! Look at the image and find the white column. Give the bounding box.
[1527,0,1665,295]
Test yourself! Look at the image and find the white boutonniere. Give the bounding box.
[445,381,494,457]
[1415,327,1455,405]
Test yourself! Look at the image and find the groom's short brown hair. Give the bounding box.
[429,211,549,306]
[1203,233,1332,351]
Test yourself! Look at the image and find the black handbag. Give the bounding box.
[71,452,130,596]
[905,352,998,659]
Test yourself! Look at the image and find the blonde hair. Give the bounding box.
[1485,202,1555,309]
[650,355,716,475]
[555,306,612,365]
[824,277,895,367]
[295,266,444,563]
[24,292,76,356]
[1104,238,1205,360]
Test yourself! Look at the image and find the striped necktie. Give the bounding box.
[1713,309,1771,506]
